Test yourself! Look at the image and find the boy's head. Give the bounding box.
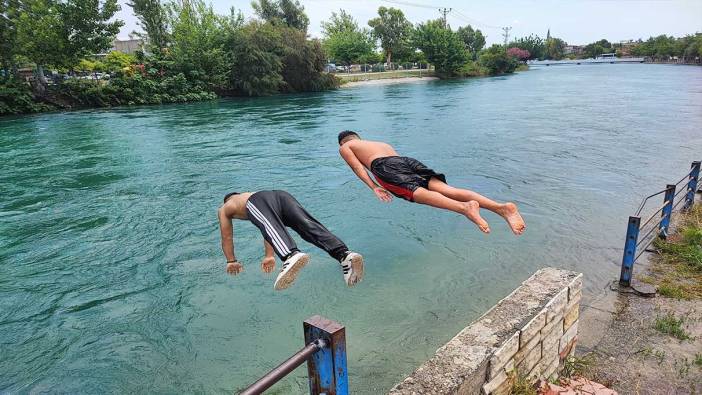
[338,130,360,146]
[223,192,239,203]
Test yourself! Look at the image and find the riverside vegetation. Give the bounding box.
[0,0,530,116]
[2,0,701,116]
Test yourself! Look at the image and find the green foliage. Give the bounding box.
[413,19,467,78]
[456,25,485,60]
[508,369,538,395]
[322,10,375,66]
[561,354,595,379]
[166,0,238,90]
[127,0,170,50]
[16,0,122,71]
[251,0,308,31]
[509,34,545,60]
[478,44,518,75]
[229,21,337,96]
[545,37,567,60]
[103,51,136,74]
[228,21,284,96]
[52,74,216,107]
[368,7,413,64]
[279,29,339,92]
[583,39,614,59]
[0,79,54,115]
[654,312,691,340]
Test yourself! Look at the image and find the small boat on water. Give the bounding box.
[528,54,645,67]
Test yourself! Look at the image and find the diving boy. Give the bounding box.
[217,190,364,290]
[337,131,526,235]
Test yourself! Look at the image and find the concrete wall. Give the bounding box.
[388,268,582,395]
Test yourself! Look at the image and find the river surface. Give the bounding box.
[1,64,701,394]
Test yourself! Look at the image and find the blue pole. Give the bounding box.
[659,184,676,239]
[685,161,700,210]
[620,216,641,287]
[304,316,349,395]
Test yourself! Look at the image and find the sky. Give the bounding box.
[115,0,702,45]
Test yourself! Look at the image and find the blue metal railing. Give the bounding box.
[619,160,701,286]
[240,315,349,395]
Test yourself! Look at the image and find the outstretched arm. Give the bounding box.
[339,145,392,202]
[218,207,243,274]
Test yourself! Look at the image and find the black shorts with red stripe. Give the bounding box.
[370,156,446,202]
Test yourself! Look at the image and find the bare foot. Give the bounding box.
[463,201,490,234]
[498,202,526,235]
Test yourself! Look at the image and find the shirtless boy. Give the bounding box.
[337,131,526,235]
[218,190,364,290]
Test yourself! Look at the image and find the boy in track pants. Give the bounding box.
[217,190,364,290]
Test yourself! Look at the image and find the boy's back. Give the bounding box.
[341,139,398,169]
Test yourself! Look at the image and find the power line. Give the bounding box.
[451,9,501,30]
[438,7,451,28]
[380,0,438,10]
[501,26,512,45]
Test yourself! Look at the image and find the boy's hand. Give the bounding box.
[260,256,275,273]
[226,261,244,275]
[373,187,393,202]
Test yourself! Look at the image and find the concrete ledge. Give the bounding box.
[388,268,582,395]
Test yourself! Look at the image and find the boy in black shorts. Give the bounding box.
[337,131,526,235]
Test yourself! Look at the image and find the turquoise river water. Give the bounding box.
[1,64,701,393]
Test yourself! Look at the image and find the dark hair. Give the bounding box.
[223,192,240,203]
[338,130,359,145]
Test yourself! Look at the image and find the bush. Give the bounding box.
[479,44,518,75]
[0,79,54,115]
[458,61,487,77]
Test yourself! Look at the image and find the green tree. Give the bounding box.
[510,34,544,60]
[367,6,413,65]
[103,50,136,73]
[583,39,613,59]
[227,21,282,95]
[478,44,517,75]
[251,0,308,31]
[127,0,170,50]
[0,0,20,77]
[456,25,485,60]
[16,0,122,84]
[321,10,374,66]
[166,0,239,90]
[545,37,566,60]
[279,27,338,92]
[413,19,467,78]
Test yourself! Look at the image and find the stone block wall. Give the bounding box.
[388,268,582,395]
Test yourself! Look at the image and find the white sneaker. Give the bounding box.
[274,252,310,290]
[340,252,364,287]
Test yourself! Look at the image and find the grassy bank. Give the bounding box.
[643,204,702,299]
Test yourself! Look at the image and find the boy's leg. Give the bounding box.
[246,199,299,260]
[412,187,491,233]
[278,193,349,262]
[427,178,525,235]
[427,177,502,211]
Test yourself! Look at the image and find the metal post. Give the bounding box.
[304,315,348,395]
[684,161,700,210]
[659,184,676,239]
[620,216,641,287]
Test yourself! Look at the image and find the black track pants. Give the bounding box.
[245,190,349,262]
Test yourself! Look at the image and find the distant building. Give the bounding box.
[564,45,583,55]
[111,35,144,54]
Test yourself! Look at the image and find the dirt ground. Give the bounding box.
[580,289,701,394]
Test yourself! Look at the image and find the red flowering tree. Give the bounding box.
[507,47,530,61]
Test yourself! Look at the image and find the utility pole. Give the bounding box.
[438,7,451,28]
[501,26,512,45]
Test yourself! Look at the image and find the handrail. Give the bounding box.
[638,200,668,230]
[634,189,667,216]
[239,315,349,395]
[241,340,326,395]
[619,161,701,287]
